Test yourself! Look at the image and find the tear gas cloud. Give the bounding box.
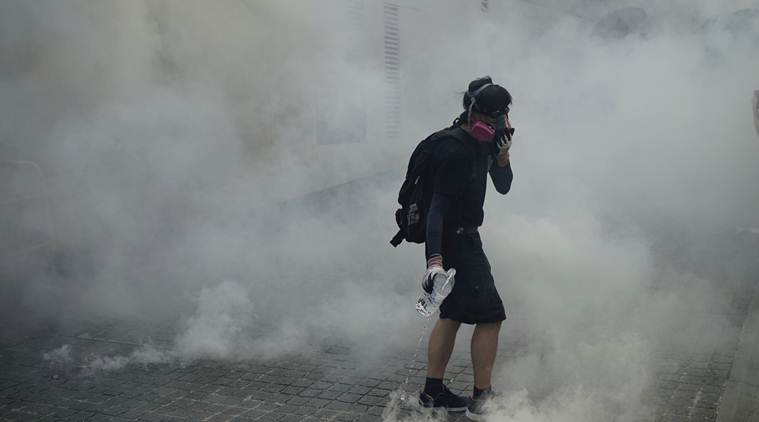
[1,1,758,421]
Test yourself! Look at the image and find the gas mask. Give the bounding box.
[476,114,515,158]
[467,82,515,144]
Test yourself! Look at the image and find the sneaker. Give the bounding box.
[465,389,497,421]
[419,385,470,412]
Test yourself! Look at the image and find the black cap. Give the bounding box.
[464,76,512,116]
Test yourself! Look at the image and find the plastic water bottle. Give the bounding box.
[415,268,456,317]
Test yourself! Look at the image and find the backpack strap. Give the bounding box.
[390,231,405,247]
[409,127,468,175]
[445,126,472,145]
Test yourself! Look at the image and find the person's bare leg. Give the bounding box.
[427,318,461,378]
[471,322,501,389]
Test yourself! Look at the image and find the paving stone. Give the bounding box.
[334,411,362,421]
[289,378,313,388]
[367,406,385,416]
[358,395,386,406]
[280,386,304,395]
[309,381,332,390]
[348,385,370,395]
[328,383,352,393]
[313,408,340,419]
[297,389,321,398]
[336,393,362,404]
[305,398,330,409]
[325,401,366,413]
[316,390,341,400]
[366,388,391,398]
[239,408,268,419]
[284,396,309,406]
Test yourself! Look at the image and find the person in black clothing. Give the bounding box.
[418,77,513,420]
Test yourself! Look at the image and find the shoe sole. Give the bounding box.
[465,409,487,420]
[420,405,468,413]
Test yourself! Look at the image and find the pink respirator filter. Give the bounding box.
[470,121,495,142]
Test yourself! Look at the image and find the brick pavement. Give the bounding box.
[0,322,474,422]
[0,310,749,422]
[1,234,757,421]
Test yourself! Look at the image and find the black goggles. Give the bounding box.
[477,107,510,119]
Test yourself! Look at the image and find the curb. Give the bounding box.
[716,275,759,422]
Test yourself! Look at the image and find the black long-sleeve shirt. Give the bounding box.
[425,128,513,259]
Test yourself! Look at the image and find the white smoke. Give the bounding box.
[5,2,759,421]
[82,344,174,373]
[42,344,73,365]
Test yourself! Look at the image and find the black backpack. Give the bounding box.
[390,128,467,247]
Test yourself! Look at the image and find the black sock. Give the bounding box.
[473,385,491,399]
[424,377,444,396]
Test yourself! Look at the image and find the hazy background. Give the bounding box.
[2,1,759,420]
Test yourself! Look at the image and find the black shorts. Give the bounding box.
[439,230,506,324]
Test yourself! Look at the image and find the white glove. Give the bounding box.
[422,255,445,293]
[422,266,445,293]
